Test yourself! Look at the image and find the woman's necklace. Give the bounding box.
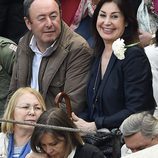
[93,60,101,94]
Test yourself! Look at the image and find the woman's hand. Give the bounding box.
[25,152,48,158]
[72,112,97,135]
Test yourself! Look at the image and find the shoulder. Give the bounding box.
[124,45,147,62]
[61,21,91,52]
[18,31,32,50]
[75,144,104,158]
[126,45,145,56]
[0,36,17,56]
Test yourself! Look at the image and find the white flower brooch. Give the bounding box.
[112,38,127,60]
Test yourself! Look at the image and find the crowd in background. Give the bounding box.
[0,0,158,157]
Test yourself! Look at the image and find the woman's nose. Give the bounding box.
[45,146,53,155]
[28,106,35,115]
[104,17,112,25]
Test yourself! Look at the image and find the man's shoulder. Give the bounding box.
[61,22,90,48]
[0,36,17,53]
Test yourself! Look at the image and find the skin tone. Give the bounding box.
[40,133,68,158]
[24,0,61,52]
[14,92,43,147]
[26,133,70,158]
[124,132,158,153]
[72,1,126,132]
[139,30,153,47]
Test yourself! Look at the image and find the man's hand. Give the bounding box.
[139,30,152,47]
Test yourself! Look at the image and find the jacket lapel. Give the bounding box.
[40,46,68,96]
[99,53,117,94]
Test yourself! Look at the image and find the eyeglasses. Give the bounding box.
[16,104,43,112]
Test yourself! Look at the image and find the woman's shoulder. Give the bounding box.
[126,45,144,53]
[125,45,146,59]
[75,143,104,158]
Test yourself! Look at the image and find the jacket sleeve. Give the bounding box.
[0,41,16,75]
[64,41,92,114]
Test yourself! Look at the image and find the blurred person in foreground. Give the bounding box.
[120,111,158,156]
[26,108,105,158]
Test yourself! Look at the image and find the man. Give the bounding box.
[8,0,92,113]
[0,36,17,117]
[120,112,158,156]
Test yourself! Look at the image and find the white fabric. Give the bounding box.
[67,147,76,158]
[121,144,158,158]
[137,0,158,34]
[0,133,9,158]
[29,36,56,91]
[145,44,158,117]
[121,144,132,157]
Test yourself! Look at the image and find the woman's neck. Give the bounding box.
[102,43,112,58]
[13,128,32,147]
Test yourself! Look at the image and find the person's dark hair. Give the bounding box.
[92,0,139,55]
[30,108,83,153]
[23,0,61,18]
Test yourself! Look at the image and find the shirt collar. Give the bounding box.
[29,35,56,57]
[67,147,76,158]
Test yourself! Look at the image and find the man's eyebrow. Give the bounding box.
[37,11,58,17]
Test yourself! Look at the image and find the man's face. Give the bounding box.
[25,0,61,51]
[124,132,158,153]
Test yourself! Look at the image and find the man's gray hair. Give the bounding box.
[120,111,158,138]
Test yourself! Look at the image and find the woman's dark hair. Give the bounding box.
[92,0,139,55]
[30,108,83,153]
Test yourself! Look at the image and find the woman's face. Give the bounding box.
[96,1,126,44]
[14,92,43,131]
[40,133,68,158]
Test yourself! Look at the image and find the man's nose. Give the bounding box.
[46,17,53,27]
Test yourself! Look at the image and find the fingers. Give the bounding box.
[71,112,79,121]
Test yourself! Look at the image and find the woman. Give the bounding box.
[26,108,104,158]
[0,87,46,157]
[72,0,155,132]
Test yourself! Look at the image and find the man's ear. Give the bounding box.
[24,17,32,31]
